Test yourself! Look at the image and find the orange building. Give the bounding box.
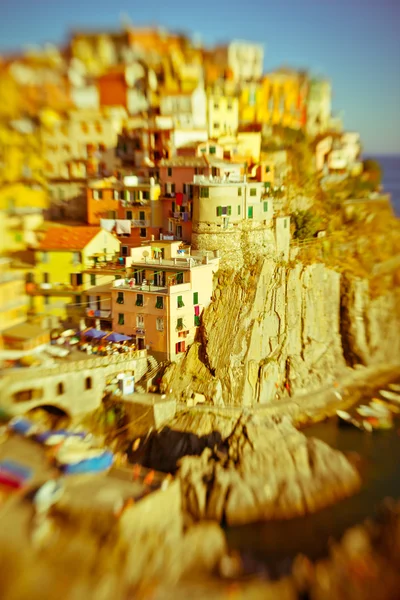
[97,68,128,109]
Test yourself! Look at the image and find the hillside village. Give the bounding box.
[1,25,395,367]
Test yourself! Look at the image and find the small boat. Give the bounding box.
[8,417,38,437]
[372,398,400,413]
[388,383,400,393]
[357,404,390,418]
[379,390,400,404]
[336,410,366,431]
[59,450,114,475]
[365,415,393,430]
[0,459,33,489]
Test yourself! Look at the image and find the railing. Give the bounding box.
[85,308,112,318]
[131,219,151,227]
[0,350,148,379]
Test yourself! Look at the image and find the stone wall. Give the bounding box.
[192,221,276,270]
[0,354,149,417]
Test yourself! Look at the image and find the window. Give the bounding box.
[72,252,81,265]
[177,295,184,308]
[167,167,172,177]
[248,206,253,219]
[284,219,288,229]
[171,201,175,213]
[114,190,119,200]
[211,167,218,177]
[176,272,183,284]
[41,251,49,263]
[76,295,82,305]
[227,101,233,110]
[140,228,147,238]
[142,191,149,200]
[213,122,220,130]
[213,102,219,110]
[265,165,270,173]
[85,377,92,390]
[193,292,199,305]
[136,314,144,327]
[118,313,125,325]
[177,317,183,329]
[57,382,64,395]
[209,146,216,154]
[126,210,133,220]
[250,188,257,197]
[263,201,269,212]
[117,292,124,304]
[120,190,125,200]
[122,246,128,257]
[156,317,164,332]
[13,388,43,402]
[238,205,241,215]
[139,210,145,221]
[194,315,201,326]
[156,296,164,309]
[136,294,143,306]
[93,190,99,200]
[70,273,83,287]
[90,274,96,286]
[238,187,242,196]
[175,341,186,353]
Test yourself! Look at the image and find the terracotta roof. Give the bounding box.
[37,226,103,251]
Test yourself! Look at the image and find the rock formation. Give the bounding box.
[178,415,361,525]
[162,259,400,406]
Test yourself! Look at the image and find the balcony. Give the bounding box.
[85,308,112,319]
[131,219,151,227]
[136,328,145,335]
[26,283,84,296]
[169,211,191,222]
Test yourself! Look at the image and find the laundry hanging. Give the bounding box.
[116,219,132,235]
[175,192,183,206]
[100,219,116,232]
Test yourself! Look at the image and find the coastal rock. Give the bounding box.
[178,415,361,525]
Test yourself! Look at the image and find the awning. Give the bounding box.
[80,328,108,340]
[104,332,132,342]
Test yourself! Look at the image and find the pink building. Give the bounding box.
[159,156,210,241]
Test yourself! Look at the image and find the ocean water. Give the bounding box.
[376,154,400,216]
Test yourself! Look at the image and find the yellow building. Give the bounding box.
[218,132,262,164]
[27,225,121,322]
[0,182,48,212]
[207,93,239,138]
[0,257,29,332]
[0,121,45,184]
[239,69,308,130]
[110,242,219,361]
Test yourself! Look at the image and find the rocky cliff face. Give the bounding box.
[163,259,400,406]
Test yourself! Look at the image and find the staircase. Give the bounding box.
[135,355,168,393]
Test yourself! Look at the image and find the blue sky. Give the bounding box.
[0,0,399,154]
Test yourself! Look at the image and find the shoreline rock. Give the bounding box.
[179,415,361,525]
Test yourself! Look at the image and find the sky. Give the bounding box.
[0,0,399,154]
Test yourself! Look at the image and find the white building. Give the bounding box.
[227,41,264,82]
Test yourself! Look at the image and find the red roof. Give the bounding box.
[37,226,103,251]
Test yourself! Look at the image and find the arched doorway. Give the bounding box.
[26,405,71,430]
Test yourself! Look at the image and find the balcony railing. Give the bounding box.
[131,219,151,227]
[85,308,112,318]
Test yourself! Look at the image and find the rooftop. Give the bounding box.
[159,156,209,168]
[36,226,103,251]
[1,323,49,340]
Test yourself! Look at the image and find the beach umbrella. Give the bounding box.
[80,328,108,340]
[104,332,132,343]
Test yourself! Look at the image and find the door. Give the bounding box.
[137,338,145,350]
[176,225,182,239]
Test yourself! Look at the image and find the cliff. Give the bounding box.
[162,259,400,406]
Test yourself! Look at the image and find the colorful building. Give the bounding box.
[27,225,120,322]
[160,82,207,130]
[207,92,239,138]
[87,175,162,254]
[306,78,332,138]
[111,242,219,361]
[0,258,29,332]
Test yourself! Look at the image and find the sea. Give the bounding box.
[375,154,400,216]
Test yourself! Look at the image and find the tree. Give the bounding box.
[292,209,322,240]
[362,158,382,186]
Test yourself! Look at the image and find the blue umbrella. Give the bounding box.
[104,332,132,342]
[80,328,108,340]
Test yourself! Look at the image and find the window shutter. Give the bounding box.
[217,206,222,216]
[227,205,232,216]
[193,292,199,304]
